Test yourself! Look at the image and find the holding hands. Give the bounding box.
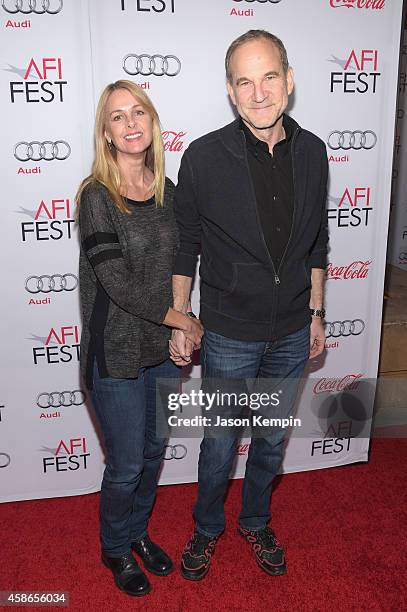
[169,318,203,366]
[162,306,203,366]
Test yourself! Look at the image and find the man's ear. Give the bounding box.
[226,79,237,106]
[286,66,294,96]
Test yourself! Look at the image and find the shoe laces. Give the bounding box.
[121,552,137,570]
[189,532,216,556]
[255,527,280,549]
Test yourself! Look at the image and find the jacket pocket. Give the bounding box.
[219,262,273,322]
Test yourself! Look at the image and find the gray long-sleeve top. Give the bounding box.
[78,178,179,387]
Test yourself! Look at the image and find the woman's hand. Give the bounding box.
[183,316,203,348]
[162,308,204,363]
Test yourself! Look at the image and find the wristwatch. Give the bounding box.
[310,308,326,319]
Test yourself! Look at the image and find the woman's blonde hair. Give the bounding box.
[76,80,165,213]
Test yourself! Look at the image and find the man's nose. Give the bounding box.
[253,82,267,103]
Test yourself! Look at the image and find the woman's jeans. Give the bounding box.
[194,325,310,538]
[91,358,179,557]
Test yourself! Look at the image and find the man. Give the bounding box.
[170,30,328,580]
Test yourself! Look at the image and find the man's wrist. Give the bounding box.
[310,307,325,319]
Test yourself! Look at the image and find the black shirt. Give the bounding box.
[240,116,294,270]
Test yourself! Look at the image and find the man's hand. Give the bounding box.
[309,317,325,358]
[169,329,196,366]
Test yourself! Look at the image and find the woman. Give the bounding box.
[76,80,202,597]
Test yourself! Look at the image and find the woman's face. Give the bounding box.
[104,88,153,159]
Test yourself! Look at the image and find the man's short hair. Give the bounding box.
[225,29,289,82]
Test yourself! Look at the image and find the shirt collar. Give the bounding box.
[240,115,292,154]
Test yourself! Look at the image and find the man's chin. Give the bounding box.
[244,116,281,131]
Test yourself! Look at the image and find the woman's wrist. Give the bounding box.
[164,307,193,331]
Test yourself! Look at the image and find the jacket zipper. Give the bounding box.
[240,124,300,335]
[275,125,300,283]
[240,131,279,281]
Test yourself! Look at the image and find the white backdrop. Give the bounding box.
[0,0,402,502]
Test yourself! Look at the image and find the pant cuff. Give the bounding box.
[131,529,148,543]
[196,526,223,538]
[238,523,267,532]
[102,548,132,558]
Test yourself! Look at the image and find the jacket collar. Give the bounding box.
[218,114,301,159]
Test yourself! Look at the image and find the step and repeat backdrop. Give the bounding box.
[0,0,403,502]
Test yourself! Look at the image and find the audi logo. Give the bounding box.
[164,444,187,460]
[36,390,86,409]
[325,319,365,338]
[327,131,377,150]
[0,453,11,468]
[14,141,71,162]
[25,274,78,294]
[123,54,181,77]
[399,252,407,261]
[2,0,63,14]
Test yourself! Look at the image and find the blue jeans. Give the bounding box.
[90,358,179,557]
[194,325,310,537]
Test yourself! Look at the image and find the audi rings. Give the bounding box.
[164,444,187,460]
[327,130,377,150]
[233,0,282,3]
[2,0,63,14]
[14,141,71,162]
[0,453,11,468]
[325,319,365,338]
[25,274,78,294]
[123,54,181,77]
[36,390,86,409]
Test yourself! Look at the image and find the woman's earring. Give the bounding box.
[107,139,115,150]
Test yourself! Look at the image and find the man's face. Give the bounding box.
[227,38,294,132]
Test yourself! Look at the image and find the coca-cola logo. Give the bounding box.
[326,260,372,280]
[330,0,385,9]
[162,130,186,153]
[313,374,364,394]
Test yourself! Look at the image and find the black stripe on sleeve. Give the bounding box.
[89,249,123,267]
[82,232,120,252]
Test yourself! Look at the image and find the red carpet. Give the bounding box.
[1,439,406,611]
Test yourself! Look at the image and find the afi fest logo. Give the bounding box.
[31,325,80,365]
[120,0,175,13]
[326,260,372,280]
[327,186,373,228]
[329,49,381,94]
[19,198,74,242]
[7,57,67,103]
[329,0,385,9]
[42,437,90,473]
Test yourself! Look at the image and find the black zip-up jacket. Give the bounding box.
[173,115,329,341]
